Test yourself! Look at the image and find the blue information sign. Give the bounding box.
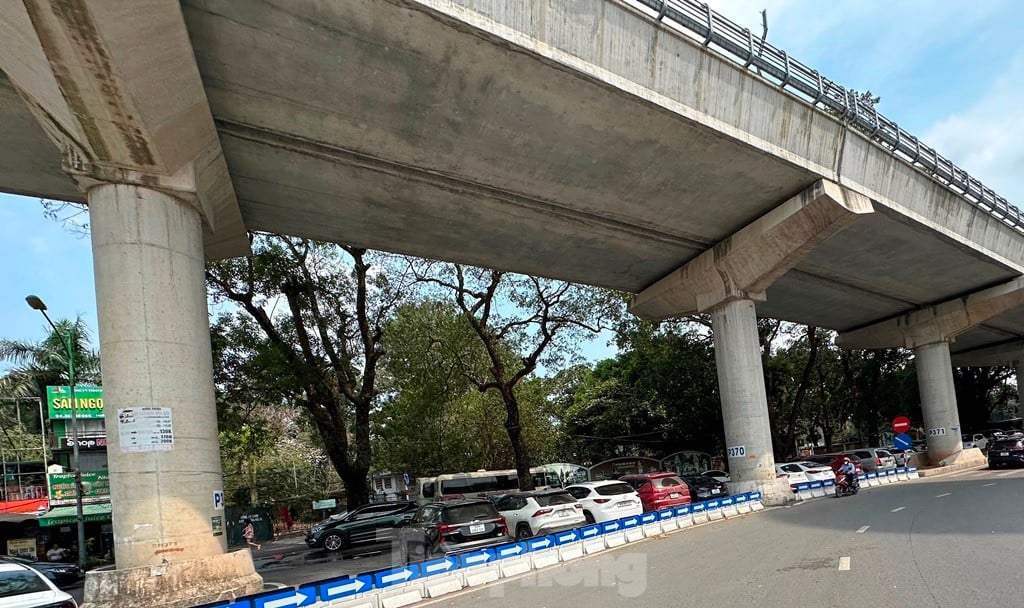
[894,433,913,450]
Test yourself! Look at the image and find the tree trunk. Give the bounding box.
[501,388,534,490]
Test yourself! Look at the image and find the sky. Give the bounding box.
[1,0,1023,368]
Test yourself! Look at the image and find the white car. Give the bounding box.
[494,490,587,539]
[701,470,731,483]
[0,561,77,608]
[564,481,643,524]
[775,461,835,487]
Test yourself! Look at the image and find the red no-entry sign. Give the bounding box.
[892,416,911,434]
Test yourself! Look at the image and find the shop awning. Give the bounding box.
[38,503,112,527]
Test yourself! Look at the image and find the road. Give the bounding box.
[406,467,1023,608]
[70,467,1023,606]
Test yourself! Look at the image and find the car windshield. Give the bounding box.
[534,493,575,507]
[595,483,634,496]
[443,503,498,523]
[0,570,50,598]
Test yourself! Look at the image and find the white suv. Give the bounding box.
[495,490,587,539]
[564,481,643,524]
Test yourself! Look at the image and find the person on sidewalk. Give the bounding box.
[243,518,261,551]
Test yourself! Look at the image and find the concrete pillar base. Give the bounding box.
[729,479,792,507]
[81,550,262,608]
[929,447,987,469]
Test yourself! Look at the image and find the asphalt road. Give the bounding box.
[70,467,1024,606]
[409,467,1024,608]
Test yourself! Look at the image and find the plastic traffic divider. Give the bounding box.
[372,564,421,590]
[553,529,580,545]
[733,493,751,514]
[417,559,463,598]
[720,496,739,517]
[675,503,693,528]
[690,501,709,523]
[706,499,724,520]
[749,491,764,511]
[657,507,679,532]
[578,524,602,541]
[493,542,527,561]
[525,535,556,552]
[526,535,559,569]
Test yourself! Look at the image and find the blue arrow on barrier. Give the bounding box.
[494,543,526,560]
[810,482,822,489]
[657,508,675,520]
[460,548,496,568]
[420,557,458,577]
[676,504,691,515]
[600,520,621,533]
[372,565,420,589]
[251,587,317,608]
[707,500,720,509]
[318,574,373,601]
[640,513,658,524]
[823,480,835,487]
[621,516,640,529]
[692,502,706,513]
[554,529,580,545]
[579,524,602,538]
[733,495,747,503]
[526,536,555,551]
[720,497,734,506]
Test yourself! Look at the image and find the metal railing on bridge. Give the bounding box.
[626,0,1023,232]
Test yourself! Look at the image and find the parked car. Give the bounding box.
[680,475,729,500]
[775,462,835,488]
[398,499,512,562]
[305,501,419,552]
[988,437,1024,468]
[0,561,77,608]
[845,448,897,471]
[495,490,586,539]
[888,448,916,466]
[804,454,864,475]
[618,473,691,512]
[961,433,988,450]
[0,555,81,588]
[564,481,643,524]
[701,470,731,483]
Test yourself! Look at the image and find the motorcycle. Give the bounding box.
[834,472,859,497]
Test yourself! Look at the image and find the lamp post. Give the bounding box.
[26,295,86,568]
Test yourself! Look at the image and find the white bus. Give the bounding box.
[412,466,567,502]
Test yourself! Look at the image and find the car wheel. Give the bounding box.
[516,524,532,540]
[583,511,595,524]
[322,532,346,552]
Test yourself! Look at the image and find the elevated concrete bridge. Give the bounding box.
[0,0,1018,605]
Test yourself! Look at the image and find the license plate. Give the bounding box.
[1001,452,1009,456]
[669,492,680,499]
[616,501,633,507]
[469,524,486,534]
[711,489,721,494]
[558,510,572,517]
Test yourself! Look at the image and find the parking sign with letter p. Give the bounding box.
[213,491,224,510]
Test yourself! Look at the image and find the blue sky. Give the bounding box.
[2,0,1023,366]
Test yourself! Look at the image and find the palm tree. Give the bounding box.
[0,316,101,401]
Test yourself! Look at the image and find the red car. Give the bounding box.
[618,472,691,512]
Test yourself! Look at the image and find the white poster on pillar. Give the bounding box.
[117,407,174,453]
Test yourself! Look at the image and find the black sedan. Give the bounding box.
[0,554,82,587]
[398,499,512,562]
[681,475,729,500]
[305,501,418,553]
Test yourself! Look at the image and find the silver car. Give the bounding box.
[845,448,897,471]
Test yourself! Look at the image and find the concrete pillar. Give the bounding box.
[1017,363,1024,411]
[711,299,789,505]
[84,184,260,607]
[914,341,964,464]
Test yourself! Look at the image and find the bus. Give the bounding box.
[412,465,572,502]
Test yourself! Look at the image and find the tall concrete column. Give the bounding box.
[84,184,260,607]
[914,341,964,464]
[1017,363,1024,412]
[711,299,789,504]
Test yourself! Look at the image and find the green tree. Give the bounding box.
[412,264,617,490]
[0,317,101,400]
[207,235,410,508]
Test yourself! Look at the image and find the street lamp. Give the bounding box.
[26,295,86,568]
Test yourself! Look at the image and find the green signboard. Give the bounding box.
[47,471,110,505]
[46,386,104,419]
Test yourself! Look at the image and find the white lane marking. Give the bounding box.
[838,557,851,571]
[935,492,952,498]
[996,470,1016,477]
[983,482,997,487]
[891,507,905,513]
[856,525,870,534]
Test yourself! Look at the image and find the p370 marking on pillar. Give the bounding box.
[727,445,746,458]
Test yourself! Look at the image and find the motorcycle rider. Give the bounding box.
[837,457,858,492]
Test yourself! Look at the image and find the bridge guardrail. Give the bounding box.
[625,0,1022,232]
